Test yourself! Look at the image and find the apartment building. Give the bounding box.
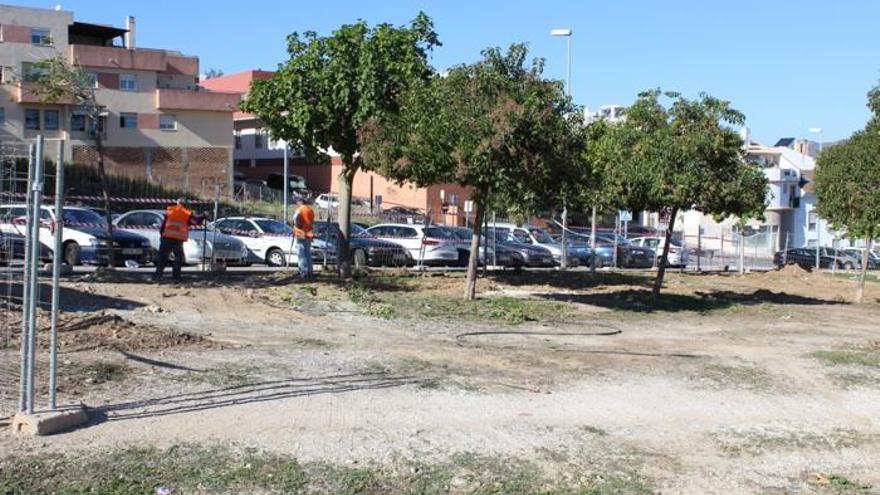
[0,4,239,196]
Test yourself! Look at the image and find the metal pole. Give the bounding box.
[560,206,567,269]
[211,185,219,267]
[697,227,702,272]
[49,140,64,410]
[815,218,821,270]
[739,232,745,274]
[282,144,289,224]
[18,143,35,412]
[590,206,597,273]
[26,135,45,414]
[492,211,497,267]
[612,213,619,269]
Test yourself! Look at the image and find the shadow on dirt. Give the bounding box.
[487,270,653,290]
[540,288,847,313]
[86,371,419,425]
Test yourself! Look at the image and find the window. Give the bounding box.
[234,132,242,149]
[21,62,48,82]
[44,109,59,131]
[86,72,98,89]
[254,130,264,149]
[808,210,818,231]
[119,112,138,129]
[25,109,40,130]
[70,113,86,132]
[119,73,137,91]
[0,107,4,125]
[159,114,177,131]
[31,28,51,45]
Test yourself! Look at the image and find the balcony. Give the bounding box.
[155,88,240,112]
[764,167,799,183]
[69,44,199,75]
[14,82,72,104]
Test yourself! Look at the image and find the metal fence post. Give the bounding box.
[739,232,745,275]
[26,135,45,414]
[18,143,35,413]
[49,139,64,410]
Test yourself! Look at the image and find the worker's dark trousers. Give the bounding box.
[155,238,186,280]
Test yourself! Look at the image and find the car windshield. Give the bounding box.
[529,228,555,244]
[511,230,531,244]
[351,224,370,237]
[451,229,473,240]
[254,219,292,235]
[63,208,106,227]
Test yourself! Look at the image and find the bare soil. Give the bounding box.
[2,267,879,494]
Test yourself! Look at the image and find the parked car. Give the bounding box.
[214,216,336,267]
[313,221,410,268]
[629,236,689,267]
[774,247,859,270]
[366,223,461,266]
[483,228,556,268]
[314,193,340,210]
[0,204,153,266]
[841,248,880,270]
[114,210,249,265]
[490,223,582,267]
[447,227,521,267]
[568,231,654,268]
[0,231,54,265]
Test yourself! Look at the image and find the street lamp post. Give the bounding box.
[551,28,572,270]
[809,127,823,269]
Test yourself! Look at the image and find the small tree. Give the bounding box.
[29,56,116,264]
[241,13,440,277]
[362,44,580,300]
[815,86,880,302]
[611,90,767,294]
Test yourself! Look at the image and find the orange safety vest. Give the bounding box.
[294,205,315,239]
[162,205,192,241]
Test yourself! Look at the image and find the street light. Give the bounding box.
[809,127,823,269]
[551,28,572,269]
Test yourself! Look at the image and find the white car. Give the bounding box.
[629,236,689,267]
[489,222,580,267]
[0,204,152,266]
[314,194,339,210]
[213,216,336,266]
[366,223,462,266]
[114,209,249,265]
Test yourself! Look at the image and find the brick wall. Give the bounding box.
[72,145,230,197]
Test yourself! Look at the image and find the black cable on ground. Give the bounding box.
[455,327,622,345]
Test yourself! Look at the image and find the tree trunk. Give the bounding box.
[856,235,872,303]
[94,134,116,269]
[465,199,486,301]
[652,207,678,295]
[336,157,356,278]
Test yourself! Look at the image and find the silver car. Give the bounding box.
[114,209,249,265]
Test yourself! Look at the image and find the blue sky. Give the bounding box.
[18,0,880,143]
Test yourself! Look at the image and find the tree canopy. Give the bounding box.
[241,12,440,276]
[361,43,582,299]
[815,82,880,302]
[608,90,767,293]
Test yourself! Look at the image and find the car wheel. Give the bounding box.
[352,249,367,269]
[844,261,855,270]
[63,241,81,266]
[266,248,286,267]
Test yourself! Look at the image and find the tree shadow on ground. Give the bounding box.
[486,270,652,290]
[84,371,419,425]
[71,269,415,293]
[540,288,847,313]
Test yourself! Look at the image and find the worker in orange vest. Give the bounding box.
[292,197,316,279]
[154,198,203,282]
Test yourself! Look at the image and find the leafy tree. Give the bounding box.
[815,85,880,302]
[29,55,116,264]
[241,13,440,277]
[361,44,581,300]
[610,90,767,294]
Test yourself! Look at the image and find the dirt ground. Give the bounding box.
[1,266,879,494]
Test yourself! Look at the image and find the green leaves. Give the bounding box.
[606,90,765,221]
[241,13,440,165]
[815,128,880,239]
